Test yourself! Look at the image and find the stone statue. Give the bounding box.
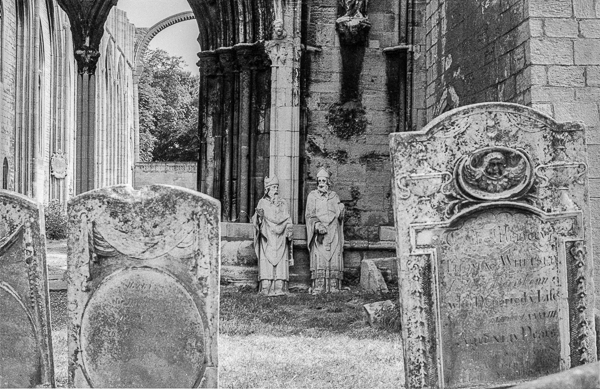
[339,0,368,19]
[305,168,345,294]
[252,175,294,296]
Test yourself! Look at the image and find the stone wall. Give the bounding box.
[422,0,600,308]
[0,0,77,204]
[134,162,197,190]
[220,223,396,289]
[95,8,136,189]
[525,0,600,308]
[424,0,530,121]
[302,0,401,240]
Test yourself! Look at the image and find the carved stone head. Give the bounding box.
[316,169,330,194]
[272,19,287,40]
[264,176,280,199]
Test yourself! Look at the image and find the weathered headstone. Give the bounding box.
[390,103,597,388]
[0,190,54,387]
[67,185,220,388]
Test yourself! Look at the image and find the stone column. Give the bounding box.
[265,22,302,223]
[216,48,236,221]
[55,0,117,194]
[233,44,255,223]
[74,48,100,194]
[132,74,140,163]
[197,51,221,197]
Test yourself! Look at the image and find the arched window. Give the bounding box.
[2,157,7,189]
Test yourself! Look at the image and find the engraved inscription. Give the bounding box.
[433,209,572,388]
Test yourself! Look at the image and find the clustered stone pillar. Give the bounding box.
[198,44,271,222]
[265,20,302,223]
[74,48,100,194]
[55,0,117,195]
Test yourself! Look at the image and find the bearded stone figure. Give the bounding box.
[305,169,345,294]
[252,176,294,296]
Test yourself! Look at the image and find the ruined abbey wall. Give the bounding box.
[0,1,135,204]
[302,0,404,240]
[420,0,600,303]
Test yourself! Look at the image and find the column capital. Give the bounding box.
[55,0,117,74]
[75,47,101,75]
[197,51,221,76]
[265,38,301,68]
[234,43,270,71]
[215,48,237,74]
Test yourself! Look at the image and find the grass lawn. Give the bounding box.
[49,286,404,388]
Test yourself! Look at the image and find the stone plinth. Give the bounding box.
[67,185,220,388]
[390,103,597,388]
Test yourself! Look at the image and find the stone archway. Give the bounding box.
[133,11,196,77]
[55,0,302,222]
[131,11,196,163]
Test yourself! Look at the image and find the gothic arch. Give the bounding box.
[133,11,196,77]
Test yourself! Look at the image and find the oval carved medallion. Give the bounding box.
[455,147,533,201]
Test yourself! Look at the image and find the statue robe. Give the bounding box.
[252,197,292,281]
[305,189,344,281]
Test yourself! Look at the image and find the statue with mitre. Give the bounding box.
[305,168,345,294]
[252,175,294,296]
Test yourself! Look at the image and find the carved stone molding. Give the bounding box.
[74,47,101,75]
[234,43,271,71]
[216,48,237,74]
[197,51,220,76]
[265,38,300,68]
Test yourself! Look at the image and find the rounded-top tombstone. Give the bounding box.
[389,103,597,389]
[67,185,220,388]
[0,190,54,388]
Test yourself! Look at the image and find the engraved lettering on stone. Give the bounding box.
[433,210,572,387]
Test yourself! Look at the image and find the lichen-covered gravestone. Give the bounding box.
[0,190,54,387]
[390,103,597,388]
[67,185,220,388]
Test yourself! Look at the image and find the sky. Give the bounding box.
[117,0,200,72]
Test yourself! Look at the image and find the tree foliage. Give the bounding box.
[138,49,200,161]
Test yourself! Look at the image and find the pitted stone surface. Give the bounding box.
[67,185,220,388]
[360,259,389,293]
[390,103,597,389]
[0,190,54,388]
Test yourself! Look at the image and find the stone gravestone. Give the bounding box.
[67,185,220,388]
[389,103,597,388]
[0,190,54,387]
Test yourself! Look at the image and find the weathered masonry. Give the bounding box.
[390,103,597,388]
[0,1,135,204]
